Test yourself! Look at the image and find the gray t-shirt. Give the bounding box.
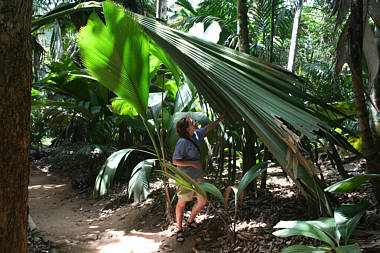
[173,128,206,179]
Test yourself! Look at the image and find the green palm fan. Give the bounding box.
[77,1,149,118]
[131,12,346,215]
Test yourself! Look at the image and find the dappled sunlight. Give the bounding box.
[28,184,66,190]
[91,229,168,253]
[235,220,268,231]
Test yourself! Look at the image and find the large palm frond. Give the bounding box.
[132,9,354,215]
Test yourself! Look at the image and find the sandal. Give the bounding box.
[176,229,185,243]
[187,220,199,230]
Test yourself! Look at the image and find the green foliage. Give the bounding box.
[94,148,136,197]
[78,1,150,118]
[128,159,156,203]
[335,201,369,245]
[273,173,375,252]
[280,245,335,253]
[199,182,224,202]
[347,136,362,153]
[108,97,138,118]
[237,161,269,198]
[273,201,367,252]
[30,108,48,147]
[325,174,380,193]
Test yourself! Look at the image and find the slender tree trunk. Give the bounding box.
[237,0,258,193]
[350,0,380,201]
[237,0,249,53]
[156,0,168,20]
[372,27,380,150]
[0,0,32,252]
[287,1,303,72]
[269,0,276,62]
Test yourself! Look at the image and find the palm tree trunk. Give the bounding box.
[0,1,32,252]
[287,1,303,72]
[156,0,168,20]
[237,0,249,53]
[350,0,380,201]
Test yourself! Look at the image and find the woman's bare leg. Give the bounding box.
[176,199,187,230]
[188,196,206,223]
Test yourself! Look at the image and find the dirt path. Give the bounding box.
[28,165,199,253]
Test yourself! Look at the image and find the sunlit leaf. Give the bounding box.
[78,2,149,118]
[129,159,156,203]
[335,201,369,245]
[273,220,336,247]
[325,174,380,193]
[108,98,138,117]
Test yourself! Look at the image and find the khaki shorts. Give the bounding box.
[176,178,204,202]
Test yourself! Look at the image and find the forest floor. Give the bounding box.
[28,149,380,253]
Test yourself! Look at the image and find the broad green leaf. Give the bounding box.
[280,245,331,253]
[78,2,149,118]
[149,54,162,81]
[306,218,338,244]
[335,244,361,253]
[325,174,380,193]
[273,220,336,247]
[335,201,369,245]
[199,182,224,202]
[108,98,138,117]
[94,148,135,196]
[129,159,156,203]
[237,161,268,198]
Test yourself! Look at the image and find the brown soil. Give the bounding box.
[29,164,198,253]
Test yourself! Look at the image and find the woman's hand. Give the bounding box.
[205,114,225,134]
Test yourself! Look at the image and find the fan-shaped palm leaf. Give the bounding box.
[131,11,356,215]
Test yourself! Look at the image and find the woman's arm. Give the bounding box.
[205,115,224,134]
[172,158,201,168]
